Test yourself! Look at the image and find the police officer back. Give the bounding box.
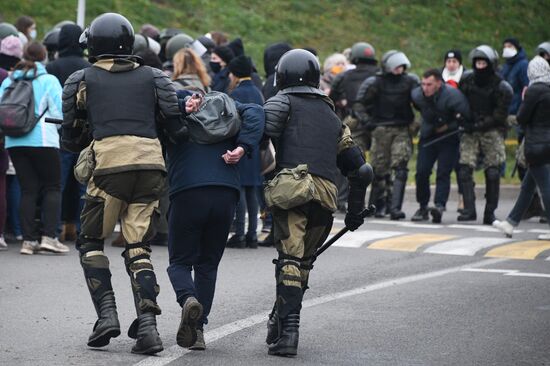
[263,49,368,357]
[62,13,188,355]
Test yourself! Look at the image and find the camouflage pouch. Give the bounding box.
[264,164,316,210]
[74,141,96,185]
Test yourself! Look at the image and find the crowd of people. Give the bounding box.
[1,11,550,357]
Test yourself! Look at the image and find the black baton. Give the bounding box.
[311,204,377,263]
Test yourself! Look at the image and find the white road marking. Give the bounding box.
[461,268,550,279]
[133,258,505,366]
[332,230,404,248]
[399,222,443,229]
[425,237,513,256]
[528,229,550,234]
[447,224,511,233]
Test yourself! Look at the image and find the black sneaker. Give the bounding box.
[226,235,246,248]
[411,207,429,222]
[246,234,258,249]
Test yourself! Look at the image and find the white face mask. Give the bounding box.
[502,47,517,59]
[29,29,37,40]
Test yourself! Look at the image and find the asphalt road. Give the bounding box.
[1,188,549,366]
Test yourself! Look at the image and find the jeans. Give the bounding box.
[234,186,259,238]
[507,164,550,226]
[167,186,238,327]
[415,136,460,208]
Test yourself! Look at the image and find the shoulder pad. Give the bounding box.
[499,80,513,96]
[362,75,378,88]
[65,68,86,86]
[265,93,291,111]
[407,73,420,84]
[461,70,474,81]
[411,86,423,102]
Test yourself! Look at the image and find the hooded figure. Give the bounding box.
[0,35,23,71]
[46,24,91,85]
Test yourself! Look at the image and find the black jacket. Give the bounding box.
[411,84,471,141]
[517,82,550,166]
[459,71,513,132]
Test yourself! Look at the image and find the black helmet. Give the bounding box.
[43,28,61,51]
[81,13,134,60]
[275,49,320,89]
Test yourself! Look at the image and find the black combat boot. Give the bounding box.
[268,313,300,357]
[457,165,477,221]
[369,176,386,218]
[266,307,279,345]
[483,167,500,225]
[87,290,121,347]
[430,205,445,224]
[129,313,164,355]
[411,206,429,221]
[389,169,407,220]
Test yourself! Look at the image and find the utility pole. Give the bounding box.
[77,0,86,27]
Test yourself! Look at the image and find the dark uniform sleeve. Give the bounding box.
[235,102,265,155]
[61,69,88,152]
[448,88,472,130]
[352,76,378,124]
[263,93,291,139]
[328,72,345,103]
[492,80,514,127]
[151,67,188,142]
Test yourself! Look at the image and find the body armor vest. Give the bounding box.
[85,66,157,140]
[277,94,342,183]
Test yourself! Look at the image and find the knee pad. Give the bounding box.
[458,165,473,181]
[124,243,161,314]
[485,166,500,181]
[274,254,302,288]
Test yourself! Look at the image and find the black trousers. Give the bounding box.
[9,147,61,240]
[167,186,238,327]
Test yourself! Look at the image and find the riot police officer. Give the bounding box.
[329,42,379,212]
[354,50,419,220]
[62,13,188,355]
[263,49,369,357]
[458,45,513,224]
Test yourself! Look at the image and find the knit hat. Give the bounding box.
[228,38,244,57]
[228,55,252,78]
[503,37,521,50]
[527,55,550,85]
[444,49,462,64]
[213,45,235,64]
[0,35,23,59]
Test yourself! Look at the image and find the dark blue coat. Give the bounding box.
[230,80,265,186]
[166,95,265,198]
[211,68,230,93]
[500,48,529,115]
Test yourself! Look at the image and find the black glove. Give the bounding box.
[345,211,364,231]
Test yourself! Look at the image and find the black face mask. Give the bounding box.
[473,63,493,86]
[209,61,221,73]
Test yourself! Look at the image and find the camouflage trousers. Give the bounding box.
[344,115,371,153]
[370,126,412,176]
[77,170,165,315]
[459,129,506,169]
[271,202,333,317]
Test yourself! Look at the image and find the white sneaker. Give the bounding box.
[493,220,514,238]
[538,233,550,240]
[39,236,70,254]
[0,236,7,251]
[20,241,39,255]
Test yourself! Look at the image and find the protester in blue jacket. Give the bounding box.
[226,55,265,248]
[501,37,529,115]
[0,42,68,255]
[165,91,264,351]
